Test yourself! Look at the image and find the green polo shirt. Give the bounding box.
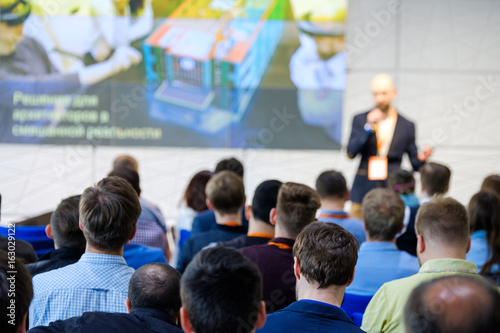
[361,258,478,333]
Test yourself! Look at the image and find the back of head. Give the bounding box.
[419,162,451,196]
[181,247,262,333]
[0,250,33,333]
[362,188,405,241]
[252,180,282,224]
[388,169,416,195]
[276,182,321,238]
[129,263,181,318]
[0,0,31,25]
[468,191,500,274]
[315,170,347,200]
[293,222,358,288]
[108,167,141,196]
[481,174,500,199]
[80,176,141,252]
[205,171,245,215]
[50,195,85,250]
[184,170,213,212]
[113,155,139,173]
[214,157,244,178]
[415,196,469,250]
[405,275,500,333]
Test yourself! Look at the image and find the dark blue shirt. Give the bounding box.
[191,209,249,235]
[258,300,365,333]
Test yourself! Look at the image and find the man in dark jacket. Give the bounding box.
[28,262,182,333]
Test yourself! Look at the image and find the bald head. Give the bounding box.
[371,73,397,112]
[405,275,500,333]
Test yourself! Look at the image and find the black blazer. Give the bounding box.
[347,111,423,203]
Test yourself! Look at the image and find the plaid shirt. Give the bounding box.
[29,253,134,328]
[131,199,169,258]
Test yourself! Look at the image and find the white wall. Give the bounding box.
[2,0,500,224]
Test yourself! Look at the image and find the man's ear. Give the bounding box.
[206,198,214,211]
[79,220,84,231]
[346,267,356,287]
[45,224,53,239]
[270,208,277,226]
[293,257,301,280]
[128,225,137,241]
[180,306,194,333]
[466,236,471,254]
[125,299,132,313]
[417,234,425,255]
[245,205,253,222]
[254,301,267,330]
[16,313,28,333]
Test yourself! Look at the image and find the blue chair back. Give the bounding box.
[341,293,372,318]
[0,225,54,258]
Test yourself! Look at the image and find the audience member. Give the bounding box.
[258,222,363,333]
[29,176,141,328]
[362,197,479,333]
[419,162,451,204]
[404,275,500,333]
[481,174,500,198]
[214,180,282,249]
[466,191,500,275]
[28,263,182,333]
[241,182,321,313]
[191,157,249,235]
[109,166,170,260]
[0,250,33,333]
[0,235,37,264]
[347,189,419,296]
[315,170,366,245]
[177,171,247,273]
[388,170,419,208]
[180,247,266,333]
[26,195,85,277]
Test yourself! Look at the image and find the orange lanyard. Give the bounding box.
[220,222,242,227]
[268,242,293,250]
[248,233,273,239]
[319,213,351,219]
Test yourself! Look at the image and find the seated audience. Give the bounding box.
[29,177,140,328]
[108,165,170,260]
[27,195,85,277]
[214,180,282,249]
[28,263,182,333]
[466,191,500,275]
[362,196,480,333]
[258,222,363,333]
[177,171,247,273]
[241,182,321,313]
[180,247,266,333]
[419,162,451,204]
[388,170,419,208]
[481,174,500,197]
[404,275,500,333]
[347,189,419,296]
[191,157,248,235]
[315,170,366,245]
[0,250,33,333]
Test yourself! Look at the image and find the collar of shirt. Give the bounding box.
[471,230,487,241]
[78,253,128,266]
[215,223,246,233]
[287,300,351,321]
[267,237,295,250]
[38,247,85,261]
[359,241,398,253]
[130,307,178,327]
[318,209,350,219]
[418,258,478,274]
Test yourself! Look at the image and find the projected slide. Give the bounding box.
[0,0,347,149]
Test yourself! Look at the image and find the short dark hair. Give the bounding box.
[251,180,282,224]
[215,157,244,178]
[0,250,33,333]
[315,170,348,199]
[294,222,358,288]
[276,182,321,238]
[181,247,262,333]
[404,275,500,333]
[362,188,405,241]
[129,263,181,318]
[415,196,469,250]
[108,167,141,196]
[80,176,141,251]
[113,155,139,172]
[481,174,500,199]
[388,169,416,195]
[50,195,85,249]
[205,171,245,215]
[419,162,451,196]
[184,170,213,212]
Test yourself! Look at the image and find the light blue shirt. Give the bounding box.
[317,210,366,245]
[347,242,420,296]
[29,253,134,328]
[467,230,499,273]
